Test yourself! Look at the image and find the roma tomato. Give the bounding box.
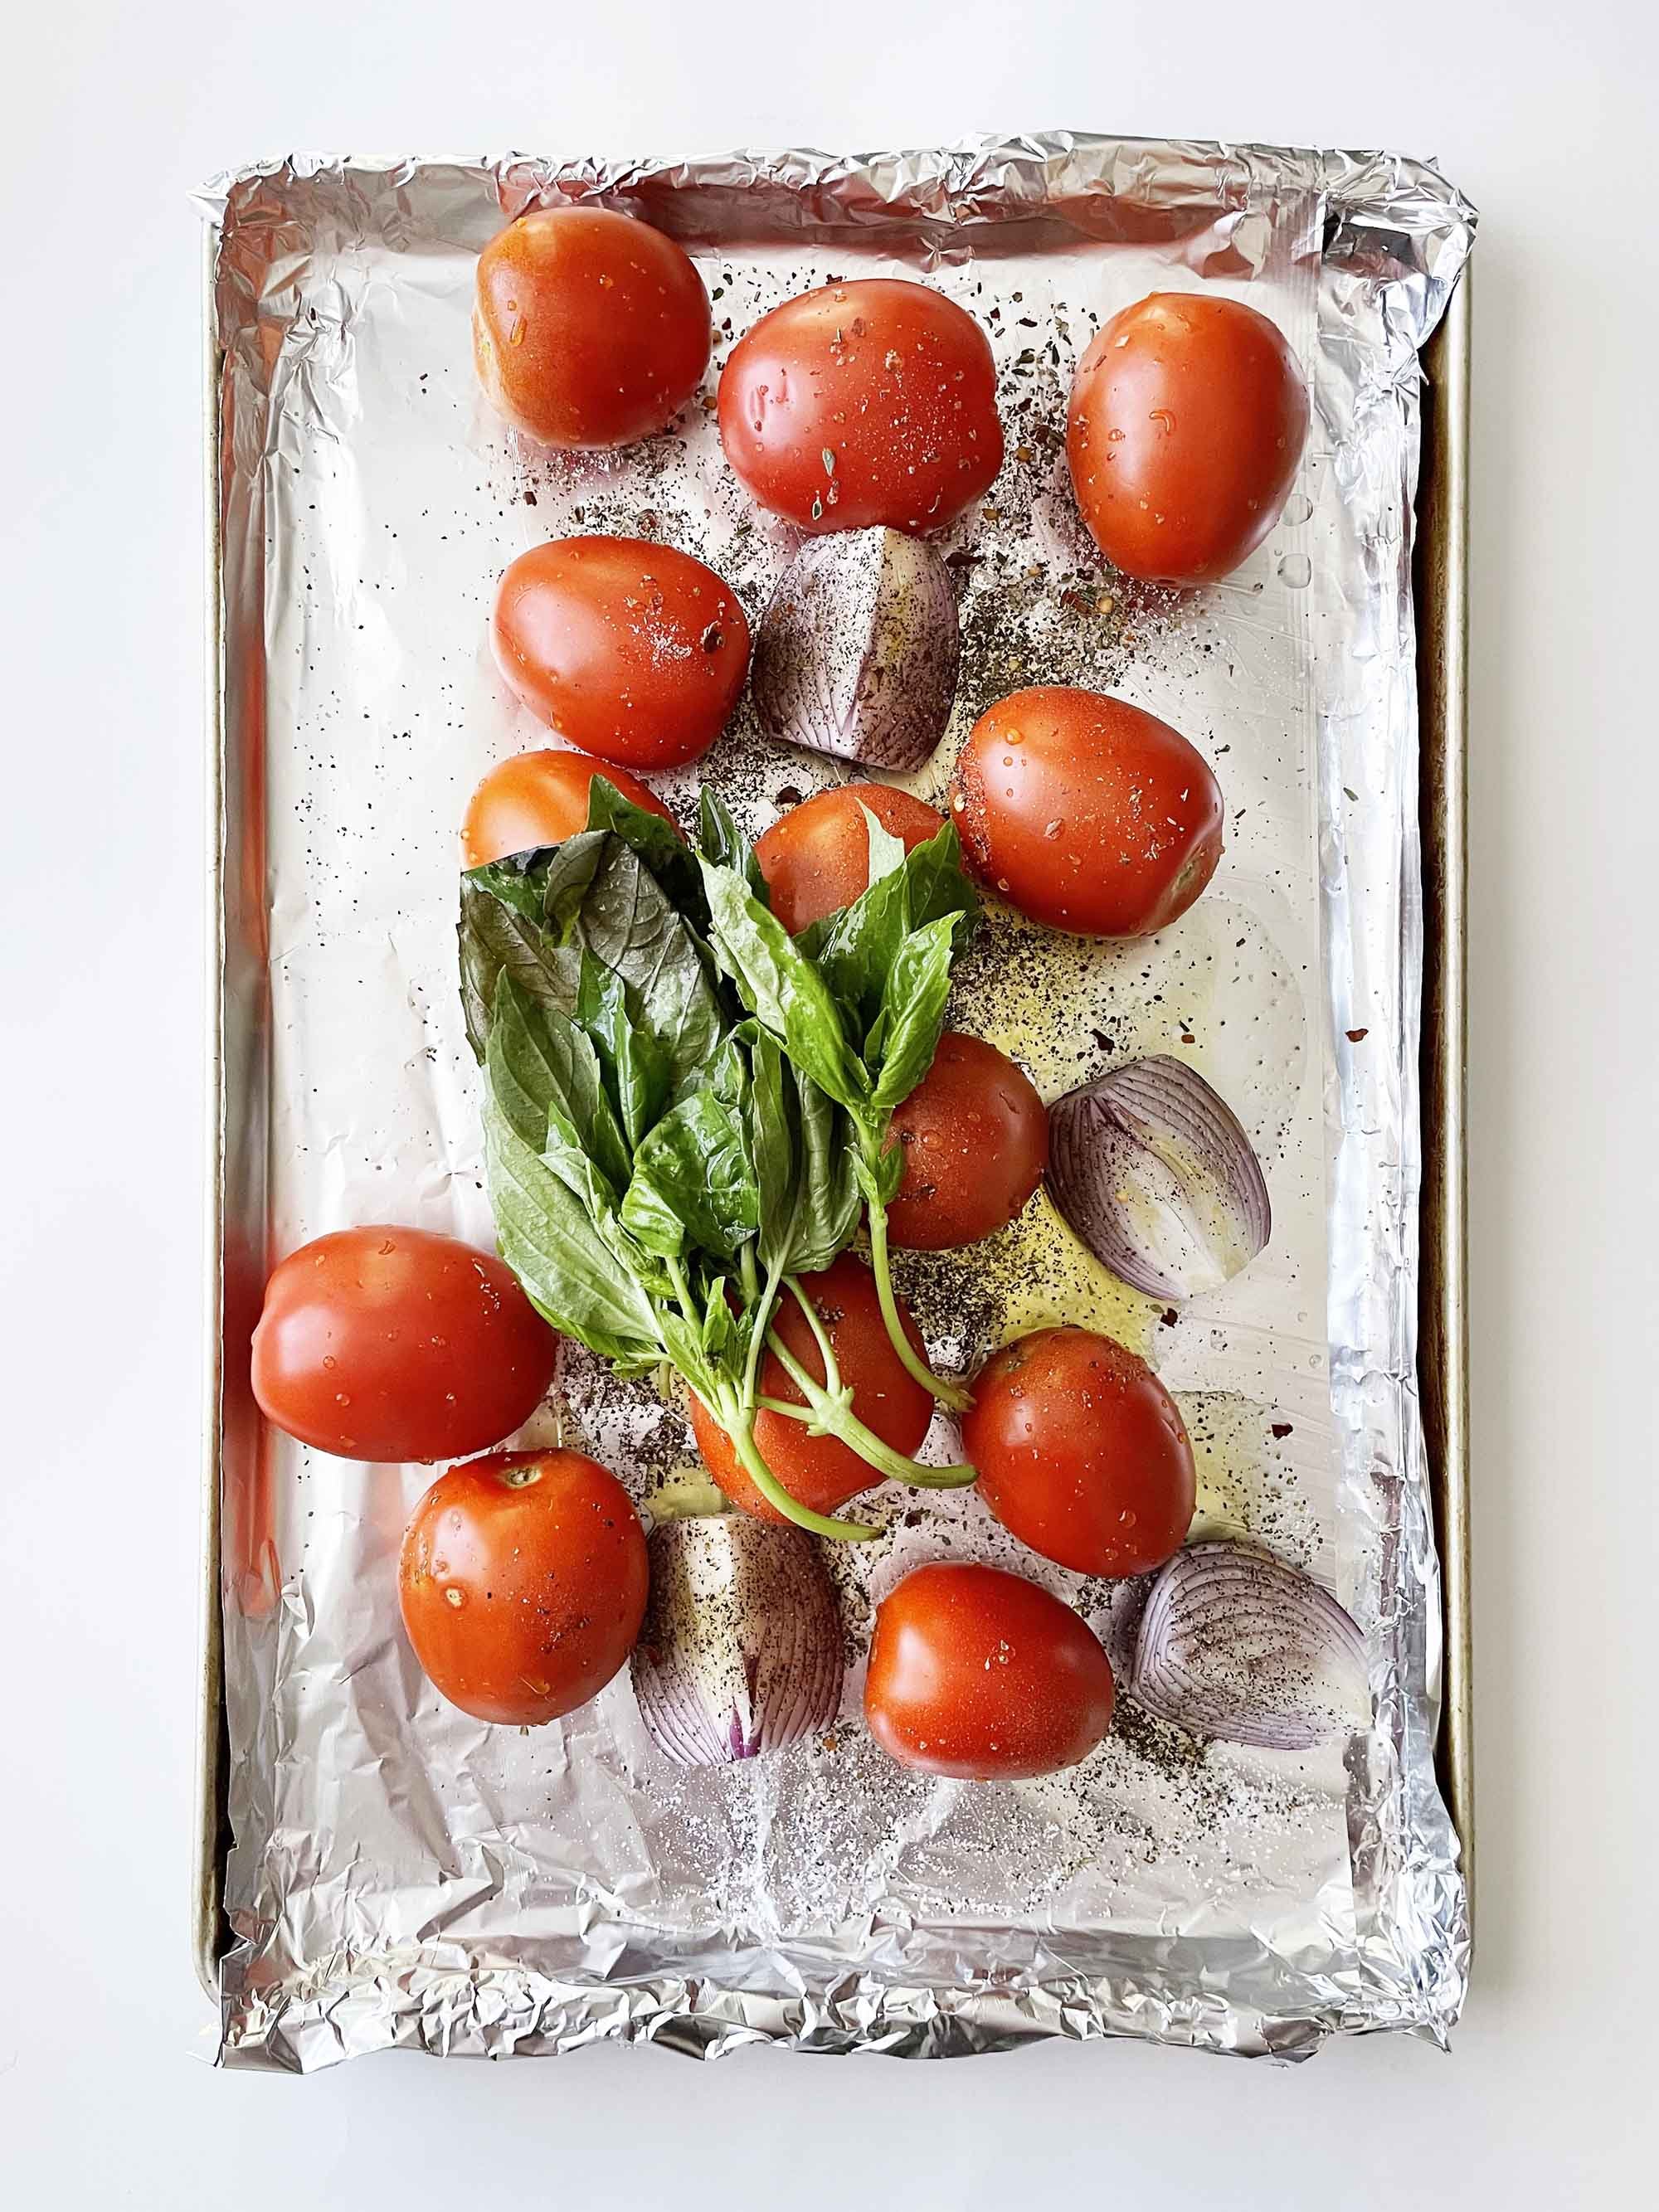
[474,207,711,450]
[963,1326,1195,1577]
[689,1255,933,1524]
[885,1031,1048,1251]
[951,687,1223,936]
[399,1450,648,1725]
[755,782,944,935]
[719,279,1003,534]
[864,1562,1115,1780]
[491,536,751,769]
[1068,292,1309,586]
[251,1227,558,1462]
[462,749,679,867]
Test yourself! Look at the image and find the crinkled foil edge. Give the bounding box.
[200,134,1475,2071]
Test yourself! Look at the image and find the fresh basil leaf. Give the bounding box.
[810,848,912,1028]
[458,877,581,1062]
[701,1270,735,1360]
[860,801,907,887]
[540,830,610,935]
[747,1028,796,1255]
[577,955,674,1150]
[620,1057,760,1262]
[790,1079,863,1272]
[583,776,704,915]
[902,819,980,935]
[698,787,771,904]
[466,850,553,924]
[869,912,961,1116]
[489,972,632,1193]
[483,1093,660,1366]
[699,857,868,1114]
[853,1135,905,1209]
[656,1306,718,1402]
[578,843,725,1101]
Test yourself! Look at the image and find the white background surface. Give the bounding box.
[2,2,1653,2202]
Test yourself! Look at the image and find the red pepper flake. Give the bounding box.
[1160,1308,1179,1329]
[1271,1422,1294,1439]
[1345,1027,1369,1043]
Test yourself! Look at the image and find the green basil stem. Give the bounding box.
[706,1378,882,1544]
[767,1286,975,1490]
[859,1158,973,1414]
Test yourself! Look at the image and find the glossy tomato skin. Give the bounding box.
[492,536,751,769]
[755,783,945,935]
[886,1032,1048,1251]
[951,687,1223,936]
[864,1562,1115,1780]
[964,1326,1195,1577]
[474,207,711,450]
[462,749,679,867]
[251,1227,558,1462]
[689,1255,933,1524]
[719,279,1004,534]
[1068,293,1310,586]
[399,1450,648,1725]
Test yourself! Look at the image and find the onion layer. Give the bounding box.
[630,1515,843,1765]
[1131,1541,1367,1750]
[1048,1054,1271,1300]
[751,527,960,771]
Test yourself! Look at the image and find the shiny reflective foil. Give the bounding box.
[197,139,1475,2071]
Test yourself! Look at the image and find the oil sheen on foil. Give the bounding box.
[197,138,1475,2071]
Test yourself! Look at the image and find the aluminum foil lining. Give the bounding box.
[197,136,1474,2073]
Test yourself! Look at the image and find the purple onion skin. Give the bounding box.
[751,528,960,772]
[1131,1541,1367,1751]
[1048,1054,1271,1301]
[630,1516,843,1767]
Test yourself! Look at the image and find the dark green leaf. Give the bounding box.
[458,876,580,1062]
[870,912,960,1116]
[699,857,868,1114]
[539,830,610,935]
[482,1093,659,1367]
[489,972,631,1193]
[578,843,725,1100]
[466,850,553,924]
[584,776,704,914]
[656,1306,718,1401]
[577,955,673,1150]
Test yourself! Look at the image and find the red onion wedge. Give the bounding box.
[1048,1054,1271,1300]
[751,527,960,771]
[1131,1541,1368,1751]
[630,1515,843,1765]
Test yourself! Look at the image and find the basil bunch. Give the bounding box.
[460,779,977,1542]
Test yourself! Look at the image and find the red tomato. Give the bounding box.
[864,1562,1115,1780]
[963,1326,1195,1577]
[886,1031,1048,1251]
[951,687,1223,937]
[251,1228,558,1462]
[719,279,1004,534]
[491,536,751,769]
[462,749,679,867]
[399,1449,648,1725]
[689,1255,933,1524]
[1068,292,1310,586]
[474,207,711,450]
[754,783,944,935]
